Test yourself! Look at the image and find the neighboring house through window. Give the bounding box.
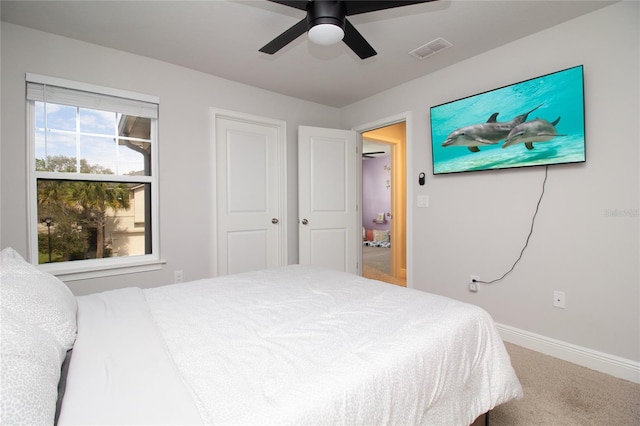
[26,74,161,280]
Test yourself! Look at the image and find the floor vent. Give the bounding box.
[408,37,453,59]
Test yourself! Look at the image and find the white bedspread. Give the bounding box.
[60,265,522,425]
[58,287,203,425]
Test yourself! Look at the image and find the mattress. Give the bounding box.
[58,265,522,425]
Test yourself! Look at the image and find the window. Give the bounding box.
[26,74,161,279]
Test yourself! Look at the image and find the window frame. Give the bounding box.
[26,74,163,281]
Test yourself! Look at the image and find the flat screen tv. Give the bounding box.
[430,65,585,175]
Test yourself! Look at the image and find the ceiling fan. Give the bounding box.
[362,151,386,158]
[259,0,436,59]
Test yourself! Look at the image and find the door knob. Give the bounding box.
[271,218,279,224]
[301,218,309,225]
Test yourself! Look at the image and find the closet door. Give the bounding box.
[214,112,286,276]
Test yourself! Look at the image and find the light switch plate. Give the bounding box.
[417,195,429,208]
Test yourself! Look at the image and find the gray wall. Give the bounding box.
[341,1,639,363]
[0,22,340,294]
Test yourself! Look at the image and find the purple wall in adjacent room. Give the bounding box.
[362,156,391,232]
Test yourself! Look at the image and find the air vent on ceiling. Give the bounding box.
[408,37,453,59]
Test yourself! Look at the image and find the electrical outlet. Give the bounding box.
[469,275,480,292]
[553,290,566,308]
[174,270,184,283]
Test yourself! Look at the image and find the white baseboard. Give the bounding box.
[496,323,640,384]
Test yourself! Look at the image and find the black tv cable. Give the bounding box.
[473,165,549,285]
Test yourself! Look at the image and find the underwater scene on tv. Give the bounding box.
[430,65,585,175]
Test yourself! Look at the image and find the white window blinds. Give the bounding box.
[26,73,158,119]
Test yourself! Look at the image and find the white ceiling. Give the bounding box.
[1,0,615,108]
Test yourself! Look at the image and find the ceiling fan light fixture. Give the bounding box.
[308,23,344,46]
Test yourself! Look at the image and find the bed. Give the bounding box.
[0,247,522,425]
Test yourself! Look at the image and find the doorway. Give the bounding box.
[361,122,406,287]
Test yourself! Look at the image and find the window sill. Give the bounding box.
[38,256,166,282]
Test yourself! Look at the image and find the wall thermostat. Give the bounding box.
[418,172,426,186]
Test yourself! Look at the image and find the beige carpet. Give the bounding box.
[492,343,640,425]
[363,245,391,275]
[362,245,406,286]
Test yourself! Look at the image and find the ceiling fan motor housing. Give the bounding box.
[307,0,346,31]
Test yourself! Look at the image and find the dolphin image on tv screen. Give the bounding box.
[502,116,565,149]
[441,104,542,152]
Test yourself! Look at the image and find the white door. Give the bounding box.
[215,113,286,276]
[298,125,359,274]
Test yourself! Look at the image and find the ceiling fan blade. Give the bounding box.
[259,18,308,54]
[345,0,435,16]
[267,0,308,11]
[363,151,385,157]
[343,18,376,59]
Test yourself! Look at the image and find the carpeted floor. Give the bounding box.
[492,343,640,425]
[362,245,391,275]
[362,245,406,286]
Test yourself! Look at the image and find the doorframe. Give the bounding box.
[209,108,288,277]
[353,112,413,287]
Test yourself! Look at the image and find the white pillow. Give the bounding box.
[0,247,77,350]
[0,307,65,425]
